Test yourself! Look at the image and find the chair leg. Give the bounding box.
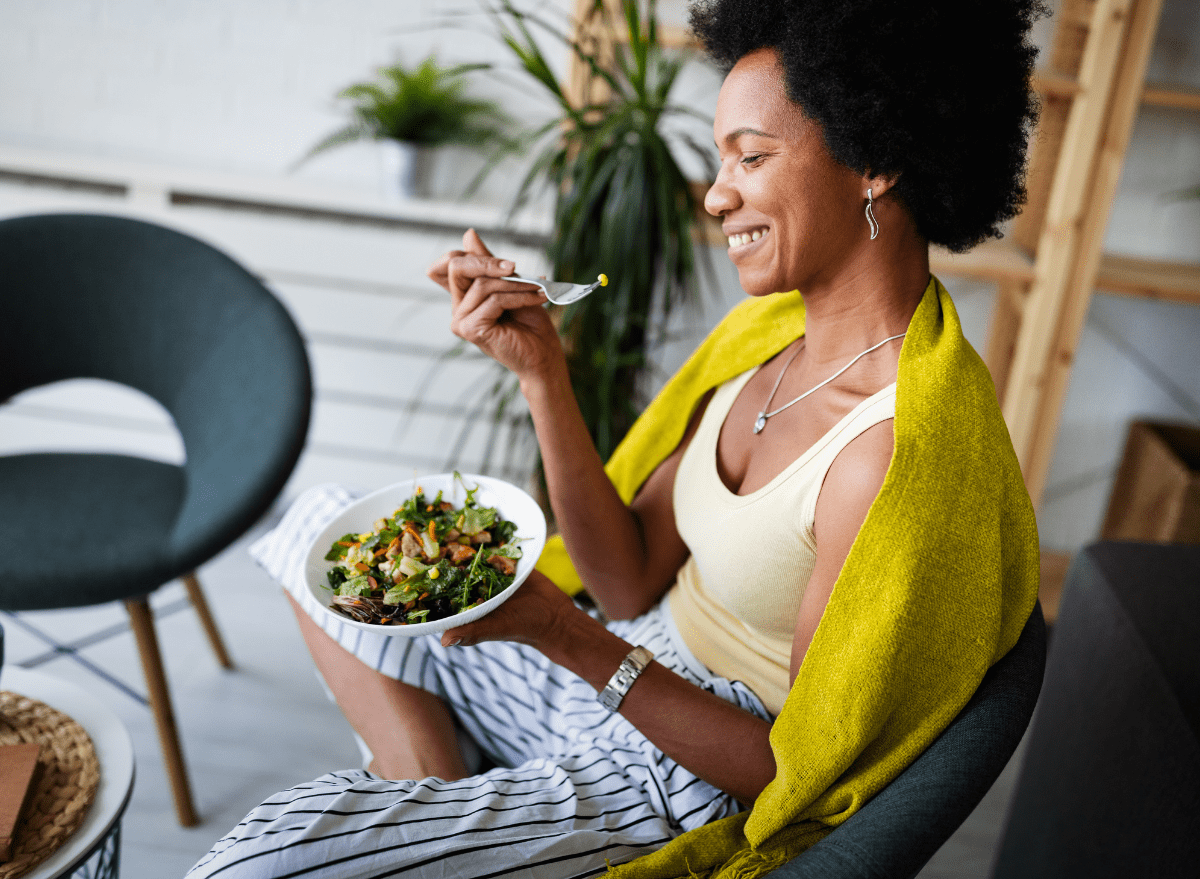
[124,597,199,827]
[182,572,234,669]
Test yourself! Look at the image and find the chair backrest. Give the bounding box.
[766,603,1046,879]
[0,212,312,567]
[990,543,1200,878]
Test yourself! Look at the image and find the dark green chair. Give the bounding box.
[766,603,1046,878]
[0,213,311,826]
[990,543,1200,878]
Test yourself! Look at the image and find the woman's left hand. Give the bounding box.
[443,570,778,804]
[440,570,581,652]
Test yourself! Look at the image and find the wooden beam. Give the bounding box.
[930,240,1035,284]
[1039,549,1074,625]
[1015,0,1166,505]
[657,23,699,50]
[1096,253,1200,305]
[1142,83,1200,112]
[985,281,1029,404]
[1011,0,1100,254]
[1002,0,1138,496]
[567,0,618,111]
[1052,0,1102,73]
[1014,92,1074,252]
[1032,69,1083,99]
[923,239,1200,311]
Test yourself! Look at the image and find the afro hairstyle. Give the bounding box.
[689,0,1047,252]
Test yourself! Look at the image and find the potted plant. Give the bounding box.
[462,0,715,471]
[301,55,512,200]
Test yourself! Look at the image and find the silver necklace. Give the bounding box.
[753,332,907,434]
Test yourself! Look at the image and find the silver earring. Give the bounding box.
[866,188,880,240]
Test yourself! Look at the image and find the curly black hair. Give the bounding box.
[689,0,1047,252]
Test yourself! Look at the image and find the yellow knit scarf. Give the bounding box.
[535,276,1040,878]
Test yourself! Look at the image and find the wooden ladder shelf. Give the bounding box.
[929,0,1200,508]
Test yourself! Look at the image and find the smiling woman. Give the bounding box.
[190,2,1045,878]
[704,48,930,305]
[692,0,1042,255]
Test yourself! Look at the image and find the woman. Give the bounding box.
[192,0,1043,876]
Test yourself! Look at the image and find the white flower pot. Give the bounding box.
[378,140,430,201]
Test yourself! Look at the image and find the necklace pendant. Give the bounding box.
[753,413,767,434]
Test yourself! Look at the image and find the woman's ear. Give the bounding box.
[864,172,900,200]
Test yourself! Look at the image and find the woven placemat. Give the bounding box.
[0,691,100,879]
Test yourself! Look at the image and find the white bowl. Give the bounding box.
[304,473,547,637]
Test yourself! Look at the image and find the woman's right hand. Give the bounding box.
[430,234,690,623]
[427,229,564,381]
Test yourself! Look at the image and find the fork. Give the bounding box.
[501,273,608,305]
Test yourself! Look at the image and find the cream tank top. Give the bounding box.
[666,364,897,715]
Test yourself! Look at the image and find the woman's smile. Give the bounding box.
[726,226,769,252]
[706,48,869,297]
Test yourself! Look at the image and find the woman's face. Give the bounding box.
[706,48,868,298]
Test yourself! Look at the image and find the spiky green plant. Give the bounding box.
[303,56,511,157]
[483,0,716,462]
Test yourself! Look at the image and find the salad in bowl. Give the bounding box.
[304,473,547,636]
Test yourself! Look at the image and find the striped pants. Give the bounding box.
[189,486,770,879]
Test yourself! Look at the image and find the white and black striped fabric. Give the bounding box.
[188,485,770,879]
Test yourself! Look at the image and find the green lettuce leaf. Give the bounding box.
[338,574,374,597]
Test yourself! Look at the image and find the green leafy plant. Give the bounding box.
[474,0,716,464]
[303,56,512,157]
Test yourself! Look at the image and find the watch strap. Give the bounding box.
[597,645,654,713]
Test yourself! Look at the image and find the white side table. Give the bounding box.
[1,667,135,879]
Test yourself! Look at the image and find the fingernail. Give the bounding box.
[499,260,514,271]
[446,637,462,647]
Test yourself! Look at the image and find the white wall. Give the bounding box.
[0,0,564,203]
[1,0,1198,552]
[0,0,711,201]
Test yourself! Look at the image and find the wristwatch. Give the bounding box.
[598,645,654,713]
